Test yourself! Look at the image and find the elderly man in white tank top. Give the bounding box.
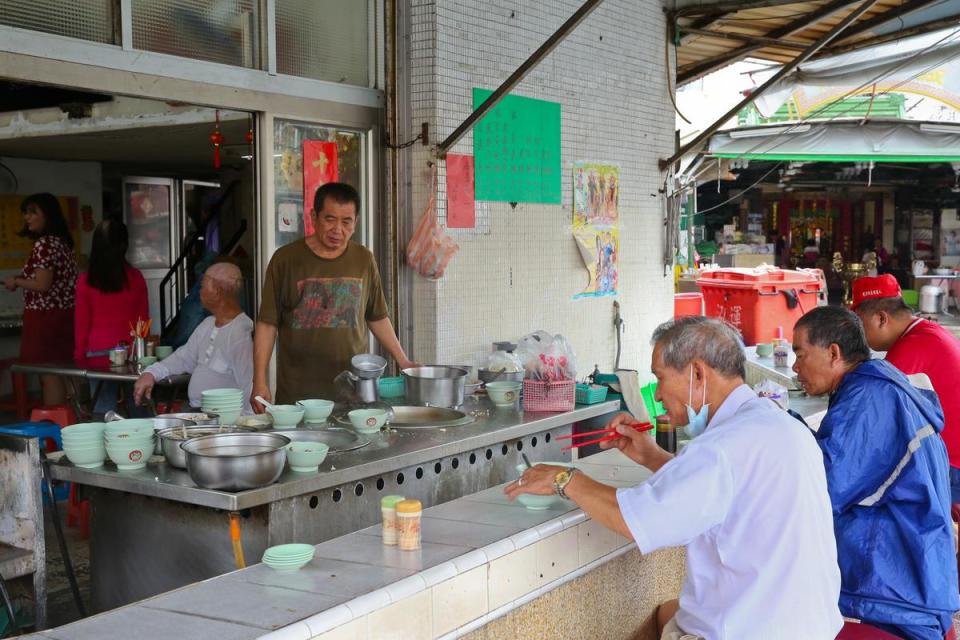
[507,317,842,640]
[134,262,254,414]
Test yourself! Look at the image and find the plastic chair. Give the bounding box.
[0,422,69,503]
[29,405,77,429]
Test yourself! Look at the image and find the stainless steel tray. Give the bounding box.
[270,428,371,453]
[334,406,474,430]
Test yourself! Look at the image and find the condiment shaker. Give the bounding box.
[396,499,422,551]
[380,495,405,546]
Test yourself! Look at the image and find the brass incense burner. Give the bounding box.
[832,252,877,306]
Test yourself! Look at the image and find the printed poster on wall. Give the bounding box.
[472,88,561,204]
[572,162,620,299]
[0,195,80,269]
[302,140,339,236]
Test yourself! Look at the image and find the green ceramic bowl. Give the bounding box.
[513,462,575,510]
[267,405,305,427]
[755,343,774,357]
[155,346,174,359]
[286,442,329,472]
[262,543,315,572]
[296,399,335,423]
[348,409,388,434]
[63,443,107,468]
[487,381,522,406]
[137,356,158,366]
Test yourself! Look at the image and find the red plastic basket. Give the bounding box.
[522,380,575,412]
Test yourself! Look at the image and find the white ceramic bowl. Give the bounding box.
[296,399,335,423]
[286,442,330,472]
[348,409,388,434]
[63,444,107,468]
[267,405,305,428]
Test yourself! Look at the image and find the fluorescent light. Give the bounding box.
[728,124,811,139]
[919,123,960,135]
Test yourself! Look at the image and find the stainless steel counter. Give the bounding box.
[50,398,619,511]
[58,397,620,611]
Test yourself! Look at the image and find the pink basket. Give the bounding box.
[522,380,576,412]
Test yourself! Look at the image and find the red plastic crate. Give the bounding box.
[523,380,575,412]
[697,268,821,345]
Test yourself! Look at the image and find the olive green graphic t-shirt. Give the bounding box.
[259,240,388,402]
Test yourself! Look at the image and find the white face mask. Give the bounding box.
[684,365,710,438]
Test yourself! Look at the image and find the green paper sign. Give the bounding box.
[472,88,561,204]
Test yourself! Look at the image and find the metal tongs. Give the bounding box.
[556,421,653,452]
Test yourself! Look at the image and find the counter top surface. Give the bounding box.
[48,398,621,511]
[25,447,646,640]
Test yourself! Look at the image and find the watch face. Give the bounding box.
[555,469,571,484]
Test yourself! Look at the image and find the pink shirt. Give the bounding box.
[74,266,149,366]
[886,318,960,469]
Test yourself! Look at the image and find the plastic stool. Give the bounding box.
[30,405,77,429]
[835,621,900,639]
[0,422,70,502]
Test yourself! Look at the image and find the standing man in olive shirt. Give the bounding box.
[253,182,414,407]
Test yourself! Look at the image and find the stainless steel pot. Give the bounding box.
[157,425,257,469]
[920,285,943,314]
[149,417,196,454]
[180,432,290,491]
[402,366,468,408]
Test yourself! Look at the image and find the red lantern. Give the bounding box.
[210,110,225,169]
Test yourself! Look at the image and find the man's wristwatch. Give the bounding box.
[553,468,579,499]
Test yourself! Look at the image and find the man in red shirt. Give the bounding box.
[852,274,960,503]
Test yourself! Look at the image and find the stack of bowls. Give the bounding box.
[104,421,154,471]
[261,543,315,573]
[201,388,244,425]
[296,399,335,424]
[286,442,329,473]
[266,404,305,428]
[61,422,107,468]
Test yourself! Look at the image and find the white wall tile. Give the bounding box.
[535,526,580,585]
[309,616,368,640]
[365,588,433,640]
[431,565,489,636]
[487,543,537,610]
[578,518,619,565]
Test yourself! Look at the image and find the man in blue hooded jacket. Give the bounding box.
[793,306,958,640]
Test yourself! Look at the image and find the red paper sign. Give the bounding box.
[446,153,475,229]
[302,140,339,236]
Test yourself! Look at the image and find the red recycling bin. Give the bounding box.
[674,292,704,318]
[696,268,821,345]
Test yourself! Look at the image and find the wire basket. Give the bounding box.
[378,376,405,399]
[523,380,575,412]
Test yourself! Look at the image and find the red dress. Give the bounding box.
[18,236,78,364]
[74,266,149,367]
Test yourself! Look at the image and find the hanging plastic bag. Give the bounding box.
[406,171,459,280]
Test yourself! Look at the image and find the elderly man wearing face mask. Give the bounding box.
[792,306,958,640]
[507,316,842,640]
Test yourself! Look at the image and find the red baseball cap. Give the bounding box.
[851,274,902,310]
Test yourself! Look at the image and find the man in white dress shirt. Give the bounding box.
[133,262,254,413]
[507,317,842,640]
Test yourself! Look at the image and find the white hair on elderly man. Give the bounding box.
[651,316,746,379]
[204,262,243,296]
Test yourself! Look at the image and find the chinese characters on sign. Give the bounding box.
[302,140,339,236]
[445,153,476,229]
[573,162,619,299]
[472,88,561,204]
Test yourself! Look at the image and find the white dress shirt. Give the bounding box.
[145,314,254,414]
[617,384,842,640]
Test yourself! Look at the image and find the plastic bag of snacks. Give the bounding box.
[406,172,459,280]
[515,331,577,381]
[486,350,523,373]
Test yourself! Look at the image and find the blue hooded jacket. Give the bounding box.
[817,359,959,640]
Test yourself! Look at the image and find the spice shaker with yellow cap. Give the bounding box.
[396,499,422,551]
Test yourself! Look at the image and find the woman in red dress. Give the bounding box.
[3,193,79,405]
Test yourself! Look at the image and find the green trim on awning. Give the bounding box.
[710,153,960,163]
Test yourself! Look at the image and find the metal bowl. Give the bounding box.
[180,432,290,491]
[149,417,196,454]
[478,368,524,384]
[156,412,220,426]
[402,366,469,408]
[157,425,258,469]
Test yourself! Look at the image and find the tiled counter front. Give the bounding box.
[26,450,686,640]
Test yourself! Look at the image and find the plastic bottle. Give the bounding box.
[396,499,422,551]
[380,495,405,546]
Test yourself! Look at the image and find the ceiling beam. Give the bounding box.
[679,26,810,50]
[676,0,861,85]
[825,0,948,45]
[662,0,882,170]
[671,0,810,18]
[819,13,960,56]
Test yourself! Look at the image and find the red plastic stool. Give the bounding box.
[836,621,901,639]
[0,359,35,420]
[30,405,77,429]
[66,484,90,539]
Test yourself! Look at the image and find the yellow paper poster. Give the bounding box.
[573,162,619,298]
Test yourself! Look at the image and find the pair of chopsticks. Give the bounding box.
[129,317,152,338]
[557,422,653,452]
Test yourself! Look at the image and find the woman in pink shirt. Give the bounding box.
[74,217,148,415]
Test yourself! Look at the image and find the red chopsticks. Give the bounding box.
[557,422,653,451]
